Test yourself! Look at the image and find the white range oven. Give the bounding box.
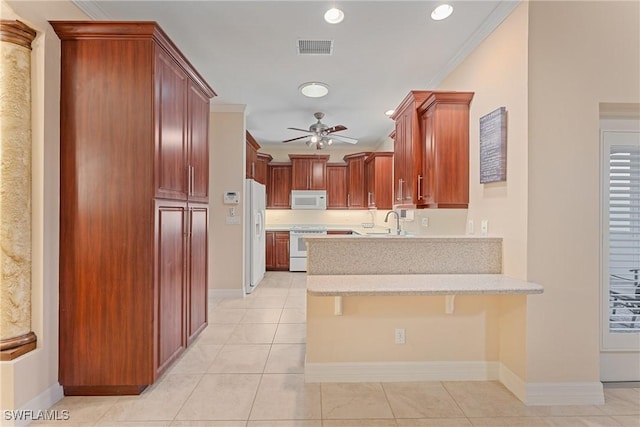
[289,226,327,272]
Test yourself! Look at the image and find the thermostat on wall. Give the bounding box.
[223,191,240,204]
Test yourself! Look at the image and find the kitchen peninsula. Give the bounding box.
[304,234,543,404]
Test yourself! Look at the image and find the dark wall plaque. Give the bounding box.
[479,107,507,183]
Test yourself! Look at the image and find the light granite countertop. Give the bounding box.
[307,274,543,296]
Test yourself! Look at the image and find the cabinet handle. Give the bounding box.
[190,166,195,196]
[252,162,255,178]
[347,194,350,207]
[417,175,423,200]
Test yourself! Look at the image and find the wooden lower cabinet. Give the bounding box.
[187,204,208,345]
[266,231,290,270]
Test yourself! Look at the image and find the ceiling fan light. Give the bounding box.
[299,82,329,98]
[324,8,344,24]
[327,138,333,145]
[306,140,313,147]
[431,4,453,21]
[310,135,319,143]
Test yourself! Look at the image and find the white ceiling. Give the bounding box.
[74,0,518,150]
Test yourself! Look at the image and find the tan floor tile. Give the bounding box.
[248,296,288,309]
[322,419,398,426]
[264,344,306,373]
[443,381,540,417]
[273,323,306,343]
[383,382,465,418]
[167,344,223,374]
[34,396,119,424]
[171,421,246,426]
[247,421,321,427]
[175,373,261,420]
[252,287,290,297]
[279,308,307,323]
[207,344,270,373]
[195,323,236,345]
[208,308,247,324]
[284,295,306,308]
[227,323,278,344]
[217,297,255,309]
[613,415,640,426]
[241,308,283,324]
[100,374,201,421]
[468,417,549,426]
[541,416,625,426]
[96,422,172,427]
[249,373,321,420]
[321,383,394,419]
[397,419,473,426]
[600,388,640,415]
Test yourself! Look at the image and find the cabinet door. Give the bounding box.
[188,82,210,202]
[346,155,367,208]
[274,232,290,270]
[155,51,188,200]
[309,158,327,190]
[187,204,208,344]
[265,231,275,270]
[255,153,271,185]
[420,107,435,205]
[291,159,310,190]
[155,200,187,375]
[267,165,292,208]
[326,164,347,209]
[393,117,406,204]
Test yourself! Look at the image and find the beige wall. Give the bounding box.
[526,0,640,382]
[0,0,88,413]
[209,109,246,293]
[437,2,529,279]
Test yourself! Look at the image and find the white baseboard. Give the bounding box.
[305,361,500,383]
[499,364,527,402]
[209,289,244,299]
[525,381,605,406]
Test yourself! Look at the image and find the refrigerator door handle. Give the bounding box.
[256,210,263,237]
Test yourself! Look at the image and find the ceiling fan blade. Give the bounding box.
[326,125,347,134]
[329,134,358,142]
[282,135,309,143]
[287,127,312,133]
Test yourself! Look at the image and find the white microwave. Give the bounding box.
[291,190,327,210]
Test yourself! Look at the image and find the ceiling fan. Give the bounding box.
[282,112,358,149]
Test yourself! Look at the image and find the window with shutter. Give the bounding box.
[602,129,640,351]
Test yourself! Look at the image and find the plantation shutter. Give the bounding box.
[608,140,640,332]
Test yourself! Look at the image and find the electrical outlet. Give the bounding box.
[481,219,488,236]
[467,219,474,234]
[395,328,406,344]
[421,217,429,227]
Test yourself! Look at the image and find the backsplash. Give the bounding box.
[265,208,467,235]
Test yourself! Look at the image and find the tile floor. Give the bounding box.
[35,272,640,427]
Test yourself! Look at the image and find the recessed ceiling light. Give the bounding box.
[431,4,453,21]
[299,82,329,98]
[324,8,345,24]
[385,109,395,117]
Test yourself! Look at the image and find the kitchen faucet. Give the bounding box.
[384,210,401,235]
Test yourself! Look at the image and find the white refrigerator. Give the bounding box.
[244,179,266,294]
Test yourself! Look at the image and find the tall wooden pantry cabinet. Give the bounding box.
[51,21,216,396]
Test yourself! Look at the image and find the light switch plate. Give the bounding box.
[481,220,488,236]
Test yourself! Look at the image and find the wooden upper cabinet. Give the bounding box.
[246,131,260,180]
[392,90,472,208]
[365,152,394,210]
[343,153,370,209]
[391,91,431,207]
[154,48,213,202]
[326,164,347,209]
[289,154,329,190]
[187,82,211,202]
[155,51,188,200]
[255,152,272,185]
[418,92,474,208]
[267,163,292,208]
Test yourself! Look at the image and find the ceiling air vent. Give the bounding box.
[297,39,333,55]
